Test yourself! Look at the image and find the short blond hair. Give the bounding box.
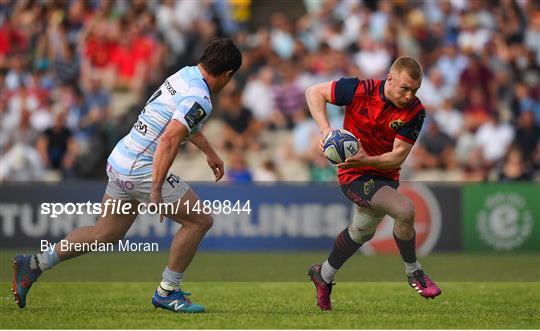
[390,56,423,80]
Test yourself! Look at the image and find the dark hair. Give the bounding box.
[198,38,242,76]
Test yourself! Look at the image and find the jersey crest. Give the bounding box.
[184,102,207,128]
[389,119,406,130]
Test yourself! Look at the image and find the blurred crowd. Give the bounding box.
[1,0,539,183]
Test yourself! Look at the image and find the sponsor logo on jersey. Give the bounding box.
[184,102,207,128]
[164,80,177,95]
[361,183,442,256]
[389,119,405,130]
[476,192,533,250]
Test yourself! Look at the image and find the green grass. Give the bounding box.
[1,252,539,328]
[1,282,539,329]
[2,251,539,282]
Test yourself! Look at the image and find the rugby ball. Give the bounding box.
[323,129,359,165]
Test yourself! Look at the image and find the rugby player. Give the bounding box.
[305,57,441,310]
[12,38,242,313]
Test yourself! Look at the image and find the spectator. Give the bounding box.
[413,122,456,170]
[253,159,280,182]
[436,42,469,89]
[457,53,494,108]
[462,86,492,130]
[433,99,463,139]
[514,110,540,162]
[80,75,110,143]
[0,143,44,181]
[219,85,259,151]
[273,61,304,129]
[226,150,253,182]
[36,111,77,178]
[270,12,295,60]
[417,68,454,110]
[474,113,515,166]
[513,82,540,125]
[1,0,539,182]
[354,34,391,78]
[241,66,276,128]
[81,18,117,89]
[496,145,532,181]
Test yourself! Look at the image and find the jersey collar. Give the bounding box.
[195,66,212,96]
[202,77,211,96]
[379,79,394,111]
[379,79,388,102]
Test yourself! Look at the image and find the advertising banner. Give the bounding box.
[0,182,461,253]
[463,183,540,251]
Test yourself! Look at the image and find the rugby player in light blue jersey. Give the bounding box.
[12,38,242,313]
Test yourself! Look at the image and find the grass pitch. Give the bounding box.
[1,252,539,329]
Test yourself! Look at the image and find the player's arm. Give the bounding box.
[305,81,334,138]
[306,78,360,150]
[150,120,188,206]
[340,108,425,170]
[339,139,413,170]
[187,131,224,181]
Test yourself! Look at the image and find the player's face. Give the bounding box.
[388,71,422,108]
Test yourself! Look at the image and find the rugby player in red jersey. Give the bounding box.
[305,57,441,310]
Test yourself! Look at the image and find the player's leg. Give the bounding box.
[51,195,139,263]
[318,206,384,281]
[370,186,441,299]
[164,190,212,273]
[12,194,139,308]
[308,175,385,310]
[151,184,211,313]
[308,205,383,310]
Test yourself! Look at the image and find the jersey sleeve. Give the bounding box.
[171,96,211,135]
[331,77,360,106]
[396,108,425,144]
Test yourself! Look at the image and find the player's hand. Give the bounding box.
[149,188,164,223]
[319,128,333,153]
[338,140,371,169]
[207,153,224,182]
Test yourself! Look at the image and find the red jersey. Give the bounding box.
[331,78,425,184]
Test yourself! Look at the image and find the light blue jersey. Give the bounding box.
[107,66,212,176]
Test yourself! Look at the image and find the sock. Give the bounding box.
[35,249,60,272]
[326,228,363,275]
[405,261,422,275]
[157,267,183,297]
[393,231,418,274]
[320,260,337,284]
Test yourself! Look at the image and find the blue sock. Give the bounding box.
[158,267,183,296]
[35,249,60,271]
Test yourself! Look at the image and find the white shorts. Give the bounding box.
[105,163,190,203]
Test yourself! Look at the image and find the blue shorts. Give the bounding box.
[340,173,399,207]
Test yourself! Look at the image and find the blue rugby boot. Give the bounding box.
[12,254,42,308]
[152,289,205,313]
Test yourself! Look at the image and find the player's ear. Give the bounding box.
[386,73,392,83]
[225,70,235,79]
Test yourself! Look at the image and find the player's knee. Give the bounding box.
[348,225,375,244]
[349,209,383,244]
[195,214,213,233]
[395,201,415,225]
